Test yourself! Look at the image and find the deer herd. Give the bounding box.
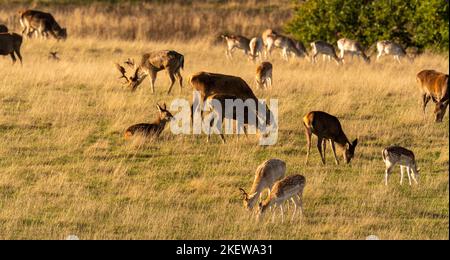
[1,9,449,223]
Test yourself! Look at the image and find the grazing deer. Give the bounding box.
[124,103,174,139]
[376,40,411,64]
[267,34,308,61]
[337,38,370,63]
[382,146,419,186]
[115,50,184,94]
[255,62,273,89]
[249,37,264,62]
[48,51,60,61]
[416,70,449,122]
[303,111,358,165]
[239,159,286,211]
[310,41,341,65]
[220,34,250,59]
[0,32,23,65]
[19,10,67,40]
[257,174,306,223]
[0,24,8,33]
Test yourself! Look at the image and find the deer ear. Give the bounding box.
[156,104,162,112]
[163,103,167,110]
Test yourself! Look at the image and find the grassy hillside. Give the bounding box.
[0,36,448,239]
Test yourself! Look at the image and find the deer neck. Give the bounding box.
[334,134,350,149]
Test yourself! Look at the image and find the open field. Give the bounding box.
[0,35,448,239]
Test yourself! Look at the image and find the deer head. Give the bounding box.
[115,63,147,91]
[343,139,358,164]
[434,99,449,123]
[156,103,174,122]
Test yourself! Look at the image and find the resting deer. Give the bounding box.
[249,37,264,62]
[310,41,342,65]
[337,38,370,63]
[0,24,8,33]
[257,174,306,223]
[0,32,23,65]
[124,103,173,139]
[221,34,250,59]
[19,10,67,40]
[255,62,273,89]
[115,50,184,94]
[239,159,286,211]
[382,146,419,186]
[416,69,449,122]
[303,111,358,165]
[376,40,411,64]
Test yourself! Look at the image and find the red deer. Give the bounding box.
[303,111,358,165]
[310,41,342,65]
[115,50,184,94]
[416,69,449,122]
[376,40,412,63]
[220,34,250,59]
[124,103,174,139]
[382,146,419,186]
[0,24,8,33]
[337,38,370,63]
[19,10,67,40]
[239,159,286,211]
[0,32,23,65]
[255,62,273,89]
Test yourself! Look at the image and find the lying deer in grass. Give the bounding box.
[255,62,272,89]
[221,34,250,59]
[382,146,419,186]
[376,40,412,64]
[124,103,174,139]
[239,159,286,211]
[0,32,23,65]
[337,38,370,63]
[257,174,306,223]
[310,41,342,65]
[416,69,449,122]
[115,50,184,94]
[303,111,358,165]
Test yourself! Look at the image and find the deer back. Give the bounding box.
[304,111,349,146]
[417,70,449,101]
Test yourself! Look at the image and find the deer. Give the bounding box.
[19,10,67,40]
[0,24,8,33]
[0,32,23,65]
[255,62,272,89]
[416,69,449,122]
[376,40,412,64]
[267,34,308,61]
[220,34,250,59]
[115,50,184,94]
[261,29,278,59]
[337,38,370,63]
[382,146,419,186]
[239,159,286,211]
[124,103,174,139]
[303,111,358,165]
[257,174,306,223]
[310,41,342,65]
[249,37,264,62]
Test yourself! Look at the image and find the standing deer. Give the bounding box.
[0,32,23,65]
[303,111,358,165]
[255,62,273,89]
[115,50,184,94]
[221,34,250,59]
[19,10,67,40]
[0,24,8,33]
[376,40,411,64]
[382,146,419,186]
[249,37,264,62]
[239,159,286,211]
[268,34,308,61]
[416,69,449,122]
[257,174,306,223]
[261,29,277,59]
[124,103,174,139]
[310,41,342,65]
[337,38,370,63]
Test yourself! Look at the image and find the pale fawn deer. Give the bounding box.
[337,38,370,63]
[382,146,419,186]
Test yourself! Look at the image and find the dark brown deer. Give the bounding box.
[0,32,23,65]
[416,70,449,122]
[19,10,67,40]
[124,103,174,139]
[303,111,358,165]
[0,24,8,33]
[116,50,184,94]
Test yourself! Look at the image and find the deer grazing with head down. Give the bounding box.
[0,32,23,65]
[124,103,174,139]
[337,38,370,63]
[303,111,358,165]
[115,50,184,94]
[19,10,67,40]
[376,40,412,64]
[239,159,286,211]
[382,146,419,186]
[255,62,273,89]
[266,33,308,61]
[310,41,342,65]
[221,34,250,59]
[249,37,264,62]
[416,69,449,122]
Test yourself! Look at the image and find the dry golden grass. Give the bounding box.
[0,35,448,239]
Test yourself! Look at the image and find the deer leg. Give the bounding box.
[400,166,405,185]
[175,70,183,93]
[376,52,382,62]
[322,138,327,164]
[149,71,157,94]
[385,163,394,186]
[15,49,23,65]
[406,167,412,186]
[317,137,325,165]
[422,94,431,115]
[330,140,339,165]
[291,197,297,221]
[411,167,419,185]
[9,53,16,64]
[166,71,176,95]
[304,125,312,165]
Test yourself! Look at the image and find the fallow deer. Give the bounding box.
[19,10,67,40]
[337,38,370,63]
[115,50,184,94]
[221,34,250,59]
[0,24,8,33]
[0,32,23,65]
[261,29,277,59]
[249,37,264,62]
[267,34,308,61]
[416,69,449,122]
[255,62,272,89]
[376,40,411,64]
[310,41,341,65]
[303,111,358,165]
[239,159,286,211]
[382,146,419,186]
[124,103,174,139]
[257,174,306,223]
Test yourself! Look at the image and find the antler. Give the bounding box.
[239,188,248,200]
[115,63,130,83]
[124,58,135,68]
